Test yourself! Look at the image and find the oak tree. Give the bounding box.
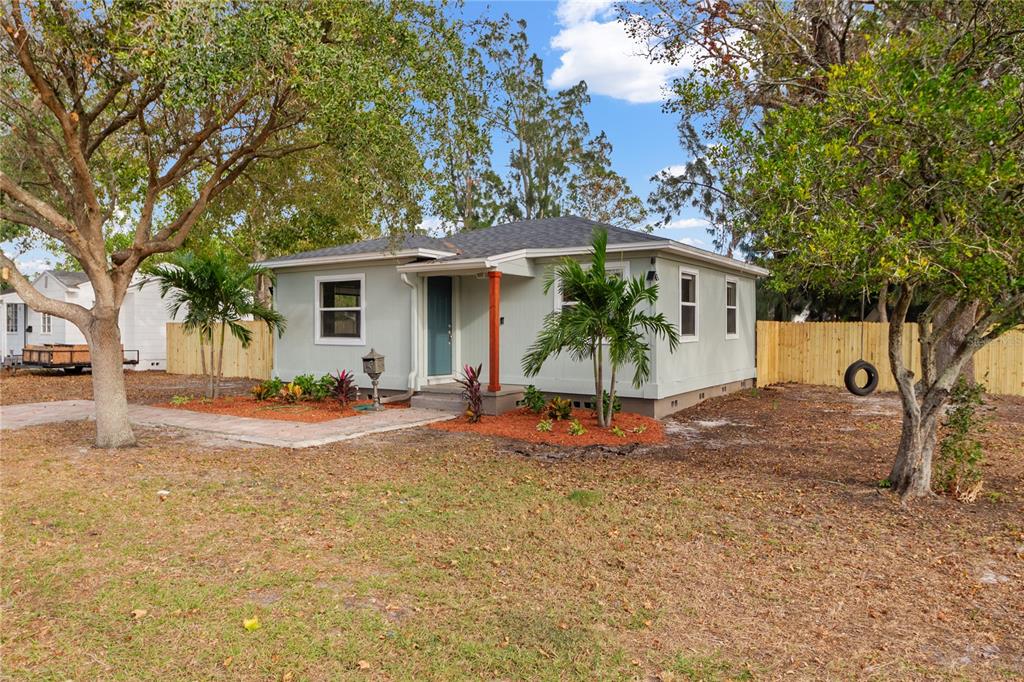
[0,0,457,446]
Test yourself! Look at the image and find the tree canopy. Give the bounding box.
[729,4,1024,498]
[0,0,462,446]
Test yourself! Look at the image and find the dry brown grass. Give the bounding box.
[0,369,257,405]
[2,384,1021,680]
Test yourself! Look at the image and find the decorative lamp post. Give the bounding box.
[362,348,386,411]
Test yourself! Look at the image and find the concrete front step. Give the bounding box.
[410,393,466,413]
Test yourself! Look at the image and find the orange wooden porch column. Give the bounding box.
[487,270,502,392]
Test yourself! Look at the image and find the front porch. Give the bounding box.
[400,257,535,405]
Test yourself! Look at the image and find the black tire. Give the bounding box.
[844,360,879,396]
[63,366,84,375]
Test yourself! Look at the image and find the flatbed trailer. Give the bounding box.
[21,344,140,374]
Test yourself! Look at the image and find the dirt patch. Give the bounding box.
[429,406,664,446]
[0,369,257,405]
[158,395,410,423]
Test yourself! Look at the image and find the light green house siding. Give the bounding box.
[650,255,757,397]
[270,252,758,402]
[273,262,415,390]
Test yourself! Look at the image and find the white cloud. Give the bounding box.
[664,217,708,231]
[14,257,51,275]
[659,164,688,178]
[556,0,615,25]
[678,236,711,249]
[549,2,695,104]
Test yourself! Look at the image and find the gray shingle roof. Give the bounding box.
[262,216,662,265]
[48,270,90,287]
[260,233,452,265]
[440,216,663,258]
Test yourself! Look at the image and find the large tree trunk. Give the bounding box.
[888,403,941,498]
[87,314,136,448]
[886,289,988,500]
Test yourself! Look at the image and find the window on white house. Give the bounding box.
[680,270,698,339]
[726,279,738,337]
[41,313,52,334]
[554,262,628,310]
[315,275,364,344]
[5,304,17,333]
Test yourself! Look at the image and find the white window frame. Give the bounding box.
[679,267,699,342]
[6,304,17,333]
[41,312,52,335]
[725,277,739,339]
[314,274,366,346]
[553,261,630,311]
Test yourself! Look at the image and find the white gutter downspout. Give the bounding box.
[382,273,419,403]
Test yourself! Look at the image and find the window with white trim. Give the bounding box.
[554,262,629,310]
[315,275,365,345]
[5,304,17,332]
[679,269,698,339]
[41,313,52,334]
[725,279,738,338]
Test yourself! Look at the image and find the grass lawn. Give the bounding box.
[2,384,1022,680]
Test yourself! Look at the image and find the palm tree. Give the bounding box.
[522,229,679,427]
[148,248,286,398]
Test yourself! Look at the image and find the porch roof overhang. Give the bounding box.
[395,242,769,278]
[395,255,533,278]
[258,247,457,270]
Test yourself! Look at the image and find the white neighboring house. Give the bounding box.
[0,270,182,370]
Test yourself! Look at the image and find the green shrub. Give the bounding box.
[568,419,585,436]
[935,377,987,501]
[522,385,546,413]
[536,418,553,433]
[592,390,621,415]
[545,397,572,421]
[169,395,191,406]
[251,378,283,401]
[291,373,331,401]
[632,424,647,435]
[610,426,626,437]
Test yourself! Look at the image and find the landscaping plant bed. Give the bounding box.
[159,395,409,423]
[429,406,664,446]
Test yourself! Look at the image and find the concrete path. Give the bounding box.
[0,400,454,448]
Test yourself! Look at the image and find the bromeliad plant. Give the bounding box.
[331,370,359,407]
[523,228,680,427]
[456,363,484,423]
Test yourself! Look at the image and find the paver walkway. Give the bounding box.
[0,400,454,448]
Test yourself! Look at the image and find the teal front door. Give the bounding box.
[427,276,453,376]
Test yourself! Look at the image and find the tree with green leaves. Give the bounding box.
[0,0,459,447]
[149,248,285,399]
[622,0,887,254]
[731,6,1024,500]
[567,133,648,227]
[187,132,428,304]
[523,229,679,427]
[477,19,644,228]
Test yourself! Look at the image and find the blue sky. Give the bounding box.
[8,0,708,276]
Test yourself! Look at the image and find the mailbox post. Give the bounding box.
[362,348,385,412]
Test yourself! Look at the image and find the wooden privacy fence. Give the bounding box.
[166,321,273,380]
[756,321,1024,396]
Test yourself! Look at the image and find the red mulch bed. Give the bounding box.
[429,406,664,446]
[158,396,408,423]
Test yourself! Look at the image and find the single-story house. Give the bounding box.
[260,216,768,417]
[1,270,182,370]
